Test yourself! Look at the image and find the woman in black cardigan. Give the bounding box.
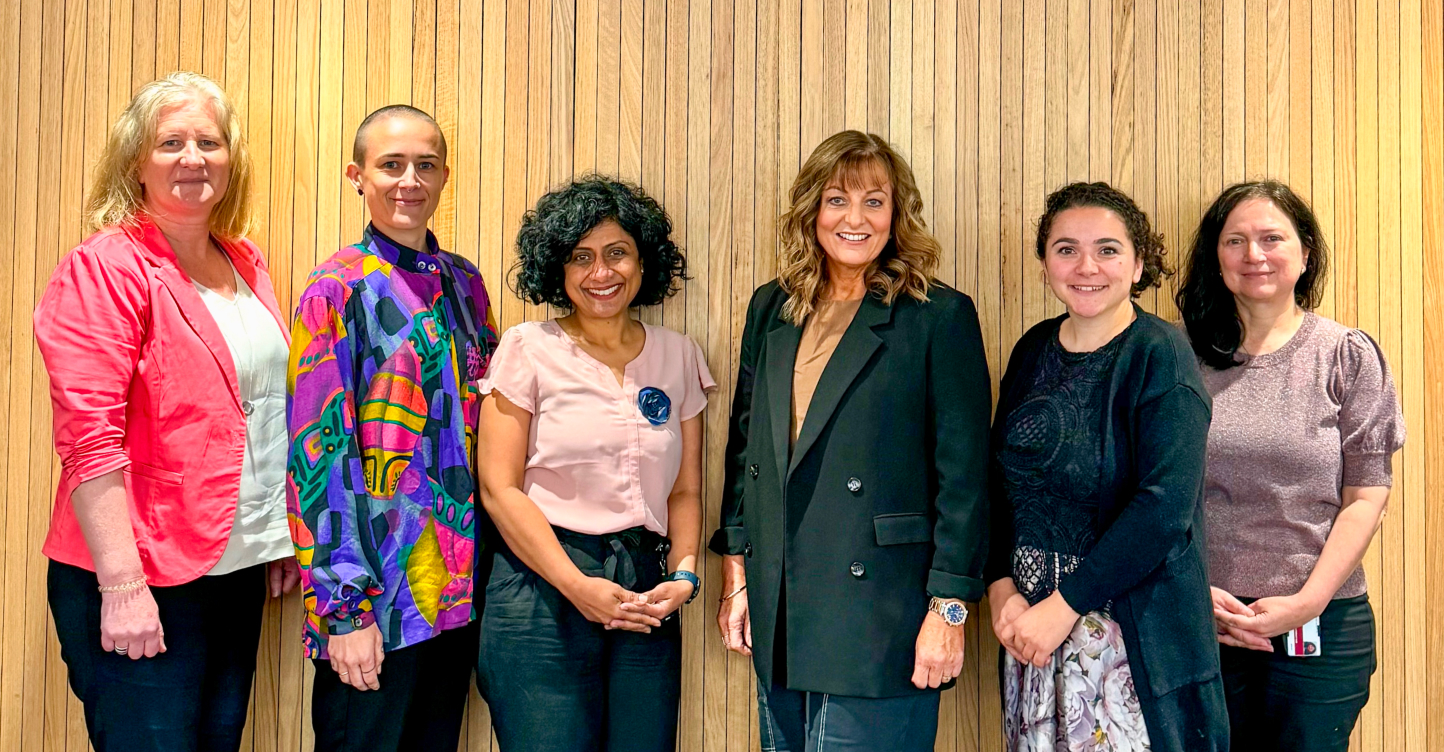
[987,182,1228,752]
[709,131,992,751]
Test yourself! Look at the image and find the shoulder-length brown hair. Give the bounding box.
[776,131,940,324]
[85,71,255,240]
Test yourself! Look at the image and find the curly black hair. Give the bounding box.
[1034,181,1173,298]
[1175,180,1330,370]
[511,176,687,310]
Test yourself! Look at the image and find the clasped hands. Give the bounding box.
[1210,586,1323,652]
[988,579,1080,667]
[569,574,693,634]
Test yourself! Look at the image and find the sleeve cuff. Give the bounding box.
[926,569,985,603]
[1342,452,1395,488]
[65,453,131,485]
[1056,578,1103,617]
[708,526,749,556]
[325,608,376,636]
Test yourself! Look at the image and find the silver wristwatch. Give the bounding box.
[929,597,968,627]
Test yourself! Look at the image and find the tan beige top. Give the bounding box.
[791,299,863,445]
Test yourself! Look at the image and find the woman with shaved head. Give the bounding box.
[287,104,498,751]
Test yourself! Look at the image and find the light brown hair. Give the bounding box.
[84,71,255,239]
[776,130,940,324]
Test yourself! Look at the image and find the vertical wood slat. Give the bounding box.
[3,3,1441,751]
[50,3,88,747]
[1423,0,1444,751]
[36,6,67,749]
[1397,2,1426,751]
[0,0,24,737]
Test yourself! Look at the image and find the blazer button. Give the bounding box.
[849,561,865,578]
[241,400,255,416]
[744,542,754,558]
[846,477,862,493]
[749,464,759,478]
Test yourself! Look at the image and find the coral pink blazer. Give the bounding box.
[34,217,289,586]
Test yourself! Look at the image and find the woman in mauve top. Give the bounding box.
[476,177,713,752]
[1177,181,1405,752]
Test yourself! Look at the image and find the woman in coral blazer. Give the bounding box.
[34,71,297,752]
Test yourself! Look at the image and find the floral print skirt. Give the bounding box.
[1001,611,1151,752]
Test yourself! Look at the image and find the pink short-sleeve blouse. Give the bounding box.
[480,320,716,536]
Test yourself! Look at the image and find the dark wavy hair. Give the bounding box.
[1034,182,1172,298]
[512,176,688,310]
[1175,180,1329,370]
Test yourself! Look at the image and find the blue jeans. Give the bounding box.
[48,560,265,752]
[757,681,940,752]
[478,529,682,752]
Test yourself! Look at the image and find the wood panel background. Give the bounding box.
[0,0,1439,750]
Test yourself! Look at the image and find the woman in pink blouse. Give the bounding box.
[476,177,713,752]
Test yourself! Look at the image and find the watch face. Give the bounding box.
[942,602,967,625]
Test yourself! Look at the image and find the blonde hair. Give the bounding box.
[776,131,940,325]
[84,71,255,239]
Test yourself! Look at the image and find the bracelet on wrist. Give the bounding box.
[97,577,148,595]
[721,584,747,601]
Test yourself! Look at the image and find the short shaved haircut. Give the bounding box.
[351,104,448,165]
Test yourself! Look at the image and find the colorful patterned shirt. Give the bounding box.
[287,225,497,659]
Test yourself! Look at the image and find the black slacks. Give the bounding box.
[49,559,267,752]
[1220,593,1376,752]
[310,619,478,752]
[477,529,682,752]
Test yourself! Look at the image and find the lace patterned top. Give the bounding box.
[996,328,1126,606]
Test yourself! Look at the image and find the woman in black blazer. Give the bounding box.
[708,130,992,751]
[986,182,1228,752]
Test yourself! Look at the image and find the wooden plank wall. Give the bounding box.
[0,1,1439,750]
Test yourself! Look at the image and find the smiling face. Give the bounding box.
[137,97,230,222]
[814,163,894,280]
[346,115,449,244]
[1217,197,1308,306]
[1042,206,1143,320]
[563,219,643,321]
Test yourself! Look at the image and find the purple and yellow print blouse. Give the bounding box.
[287,225,497,659]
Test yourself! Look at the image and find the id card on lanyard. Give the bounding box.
[1284,617,1322,657]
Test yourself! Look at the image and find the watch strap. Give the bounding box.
[929,596,968,627]
[666,570,701,604]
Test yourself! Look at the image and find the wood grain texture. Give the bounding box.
[1,3,1439,751]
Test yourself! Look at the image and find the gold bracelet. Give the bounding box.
[721,584,747,601]
[97,577,148,594]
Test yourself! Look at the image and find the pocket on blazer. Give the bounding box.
[873,513,932,546]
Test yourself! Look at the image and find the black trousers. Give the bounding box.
[757,681,941,752]
[48,559,266,752]
[477,529,682,752]
[310,619,478,752]
[1220,593,1376,752]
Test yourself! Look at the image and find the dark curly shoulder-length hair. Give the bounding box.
[1174,180,1329,370]
[1034,181,1172,298]
[512,176,688,310]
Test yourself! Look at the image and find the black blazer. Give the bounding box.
[986,308,1229,752]
[708,280,992,698]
